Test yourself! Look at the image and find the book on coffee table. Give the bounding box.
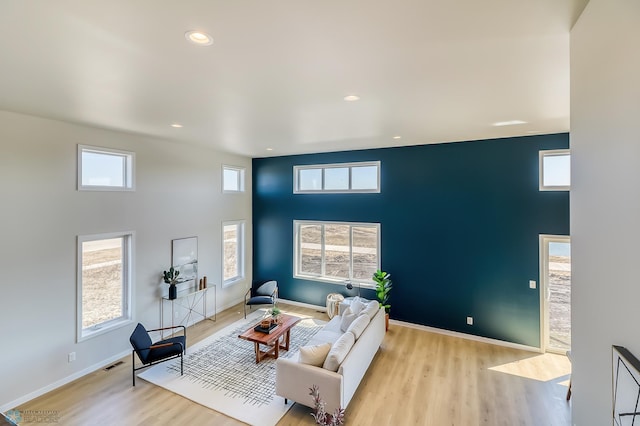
[254,322,278,333]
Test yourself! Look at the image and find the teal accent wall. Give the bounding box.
[252,134,569,347]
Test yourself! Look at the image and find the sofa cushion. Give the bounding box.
[299,343,332,367]
[350,298,366,315]
[322,332,355,372]
[346,314,370,339]
[360,300,380,320]
[340,308,358,332]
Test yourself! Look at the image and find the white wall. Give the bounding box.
[571,1,640,424]
[0,110,252,409]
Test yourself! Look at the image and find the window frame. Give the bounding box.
[77,145,135,191]
[222,220,245,287]
[293,220,381,287]
[539,149,570,191]
[222,165,246,193]
[293,161,381,194]
[76,231,134,342]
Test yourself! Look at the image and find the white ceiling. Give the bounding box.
[0,0,588,157]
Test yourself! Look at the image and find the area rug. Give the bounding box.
[138,310,325,426]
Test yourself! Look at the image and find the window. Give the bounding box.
[223,165,245,192]
[78,145,135,191]
[223,221,245,286]
[540,149,570,191]
[294,221,380,285]
[77,232,133,341]
[294,161,380,193]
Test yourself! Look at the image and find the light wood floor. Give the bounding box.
[16,303,571,425]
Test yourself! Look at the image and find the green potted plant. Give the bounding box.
[163,266,180,299]
[270,304,281,323]
[373,269,392,331]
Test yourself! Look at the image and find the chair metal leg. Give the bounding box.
[132,352,136,386]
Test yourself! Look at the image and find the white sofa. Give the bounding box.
[275,299,386,413]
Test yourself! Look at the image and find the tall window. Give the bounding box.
[540,149,570,191]
[294,161,380,193]
[78,145,135,191]
[223,221,245,286]
[294,221,380,285]
[77,232,133,341]
[223,165,245,192]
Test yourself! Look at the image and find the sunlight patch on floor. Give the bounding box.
[488,353,570,382]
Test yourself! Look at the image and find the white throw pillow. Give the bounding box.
[340,309,357,332]
[347,314,370,339]
[299,343,332,367]
[350,298,365,315]
[322,332,356,372]
[360,300,380,320]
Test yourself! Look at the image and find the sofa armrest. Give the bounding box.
[276,356,344,413]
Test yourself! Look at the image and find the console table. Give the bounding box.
[160,286,216,337]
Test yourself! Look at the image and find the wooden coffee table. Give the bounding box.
[238,313,301,363]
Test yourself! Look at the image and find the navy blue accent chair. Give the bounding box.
[129,323,186,386]
[244,280,278,318]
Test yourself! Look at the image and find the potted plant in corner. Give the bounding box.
[163,266,180,300]
[373,269,392,331]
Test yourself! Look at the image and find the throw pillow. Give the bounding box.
[340,310,357,332]
[346,314,370,339]
[350,298,365,316]
[299,343,332,367]
[322,332,356,372]
[360,300,380,320]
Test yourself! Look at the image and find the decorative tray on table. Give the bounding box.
[254,322,278,333]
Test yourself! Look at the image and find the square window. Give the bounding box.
[223,165,245,192]
[540,150,570,191]
[78,145,134,191]
[298,168,322,191]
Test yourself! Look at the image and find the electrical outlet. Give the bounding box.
[68,352,76,363]
[529,280,537,289]
[467,316,473,326]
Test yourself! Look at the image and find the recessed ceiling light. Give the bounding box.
[170,123,183,128]
[185,30,213,46]
[393,136,402,139]
[493,120,527,127]
[266,148,273,151]
[344,95,360,102]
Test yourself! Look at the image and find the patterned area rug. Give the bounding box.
[138,311,325,426]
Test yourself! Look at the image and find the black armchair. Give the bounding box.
[244,280,278,318]
[129,323,186,386]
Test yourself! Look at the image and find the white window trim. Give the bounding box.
[222,165,246,193]
[293,161,381,194]
[76,231,134,342]
[78,145,135,191]
[222,220,245,287]
[293,220,380,287]
[539,149,570,191]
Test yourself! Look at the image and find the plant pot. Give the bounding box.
[168,284,177,300]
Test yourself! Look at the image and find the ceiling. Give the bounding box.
[0,1,588,158]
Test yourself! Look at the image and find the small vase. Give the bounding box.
[169,284,177,300]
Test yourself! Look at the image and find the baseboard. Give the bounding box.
[0,349,130,413]
[278,298,327,312]
[389,319,542,353]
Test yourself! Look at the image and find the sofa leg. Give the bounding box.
[284,398,288,405]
